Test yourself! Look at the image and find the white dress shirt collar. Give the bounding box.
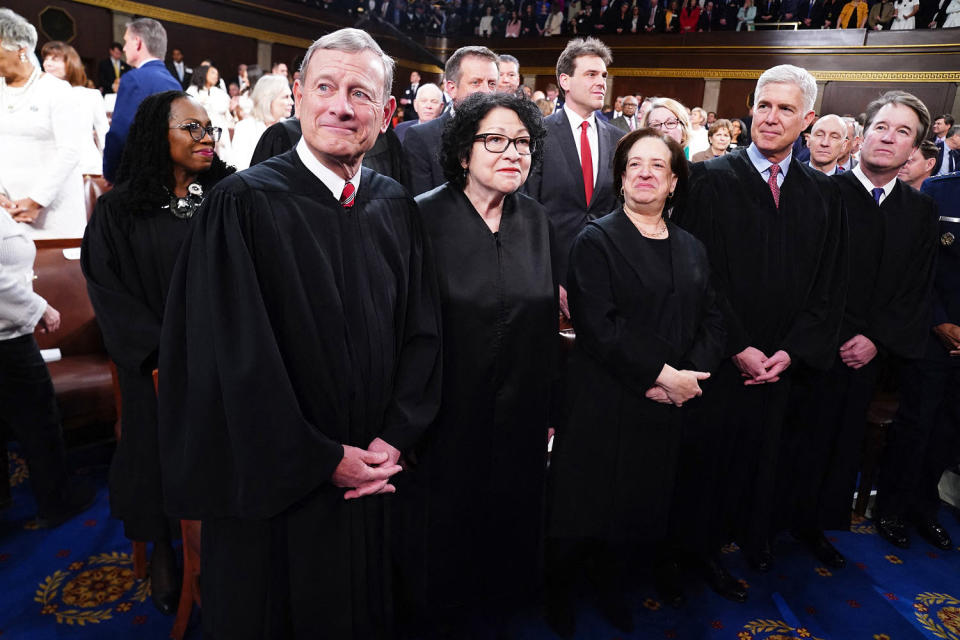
[851,164,896,205]
[564,104,600,183]
[296,137,362,203]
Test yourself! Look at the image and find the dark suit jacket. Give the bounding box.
[401,83,420,121]
[103,60,181,181]
[165,61,193,90]
[524,109,622,285]
[402,110,451,197]
[697,7,718,28]
[97,58,130,94]
[610,114,638,133]
[756,0,781,20]
[933,140,949,175]
[393,119,419,144]
[641,4,668,30]
[796,0,825,26]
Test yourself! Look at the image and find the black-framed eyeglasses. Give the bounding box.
[170,122,222,142]
[648,118,681,131]
[473,133,533,155]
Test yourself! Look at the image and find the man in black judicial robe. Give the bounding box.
[249,117,406,183]
[785,92,937,568]
[674,65,846,575]
[157,30,441,639]
[873,173,960,550]
[402,45,500,196]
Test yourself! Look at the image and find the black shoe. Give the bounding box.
[596,592,634,634]
[149,544,180,616]
[700,556,747,603]
[34,480,96,529]
[876,517,910,549]
[915,519,953,551]
[744,541,774,573]
[796,529,846,569]
[655,560,686,609]
[544,590,576,639]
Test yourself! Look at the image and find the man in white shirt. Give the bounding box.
[807,114,848,175]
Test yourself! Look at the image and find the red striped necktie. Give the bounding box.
[340,182,356,208]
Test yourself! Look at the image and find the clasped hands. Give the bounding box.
[934,323,960,357]
[839,334,878,369]
[0,194,43,224]
[331,437,403,501]
[733,346,791,385]
[645,363,710,407]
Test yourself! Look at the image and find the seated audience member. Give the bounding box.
[806,114,848,175]
[838,0,869,26]
[891,0,920,28]
[41,41,109,176]
[97,41,129,94]
[680,0,702,31]
[756,0,782,22]
[786,91,936,570]
[399,91,554,636]
[403,45,499,196]
[0,191,95,529]
[187,63,234,162]
[738,0,759,29]
[230,73,293,170]
[394,83,444,143]
[691,118,733,162]
[0,9,85,239]
[547,128,724,635]
[82,90,234,615]
[897,140,938,190]
[868,0,896,27]
[873,172,960,552]
[158,28,441,639]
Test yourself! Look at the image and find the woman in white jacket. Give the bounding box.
[230,74,293,171]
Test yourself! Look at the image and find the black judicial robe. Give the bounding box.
[674,150,847,544]
[158,152,442,639]
[547,211,725,542]
[399,185,557,614]
[788,173,937,531]
[81,185,196,541]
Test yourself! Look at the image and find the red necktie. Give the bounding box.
[767,163,780,208]
[580,121,594,206]
[340,182,356,208]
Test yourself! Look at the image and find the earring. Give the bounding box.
[619,187,624,198]
[19,53,27,62]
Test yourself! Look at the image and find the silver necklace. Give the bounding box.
[1,66,41,114]
[163,183,204,219]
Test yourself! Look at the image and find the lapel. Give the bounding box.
[552,109,589,208]
[591,117,613,212]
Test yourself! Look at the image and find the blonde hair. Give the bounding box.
[250,74,290,123]
[642,97,692,147]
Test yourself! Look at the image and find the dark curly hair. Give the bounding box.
[612,127,688,205]
[115,91,234,214]
[439,92,546,190]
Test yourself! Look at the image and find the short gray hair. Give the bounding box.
[299,28,394,104]
[754,64,817,114]
[250,74,290,123]
[498,54,519,69]
[0,9,37,52]
[125,18,168,60]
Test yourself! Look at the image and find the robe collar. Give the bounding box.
[296,137,362,204]
[851,163,897,205]
[746,142,792,183]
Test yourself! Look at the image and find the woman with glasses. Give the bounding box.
[81,91,233,615]
[398,92,555,633]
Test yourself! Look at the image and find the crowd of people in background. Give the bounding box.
[293,0,960,34]
[3,6,960,640]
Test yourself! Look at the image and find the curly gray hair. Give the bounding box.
[0,8,37,52]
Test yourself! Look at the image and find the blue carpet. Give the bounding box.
[3,446,960,639]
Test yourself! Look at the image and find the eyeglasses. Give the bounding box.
[647,118,681,131]
[473,133,533,155]
[170,122,223,142]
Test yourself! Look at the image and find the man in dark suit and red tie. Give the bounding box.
[523,36,622,314]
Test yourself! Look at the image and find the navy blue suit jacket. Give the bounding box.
[103,60,180,182]
[402,110,451,197]
[393,119,419,145]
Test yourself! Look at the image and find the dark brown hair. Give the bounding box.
[612,127,688,204]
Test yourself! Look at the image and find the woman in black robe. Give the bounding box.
[81,91,234,614]
[399,92,557,633]
[545,129,725,637]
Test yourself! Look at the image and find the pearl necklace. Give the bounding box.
[1,65,41,114]
[624,207,668,238]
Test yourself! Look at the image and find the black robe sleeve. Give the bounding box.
[250,118,302,166]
